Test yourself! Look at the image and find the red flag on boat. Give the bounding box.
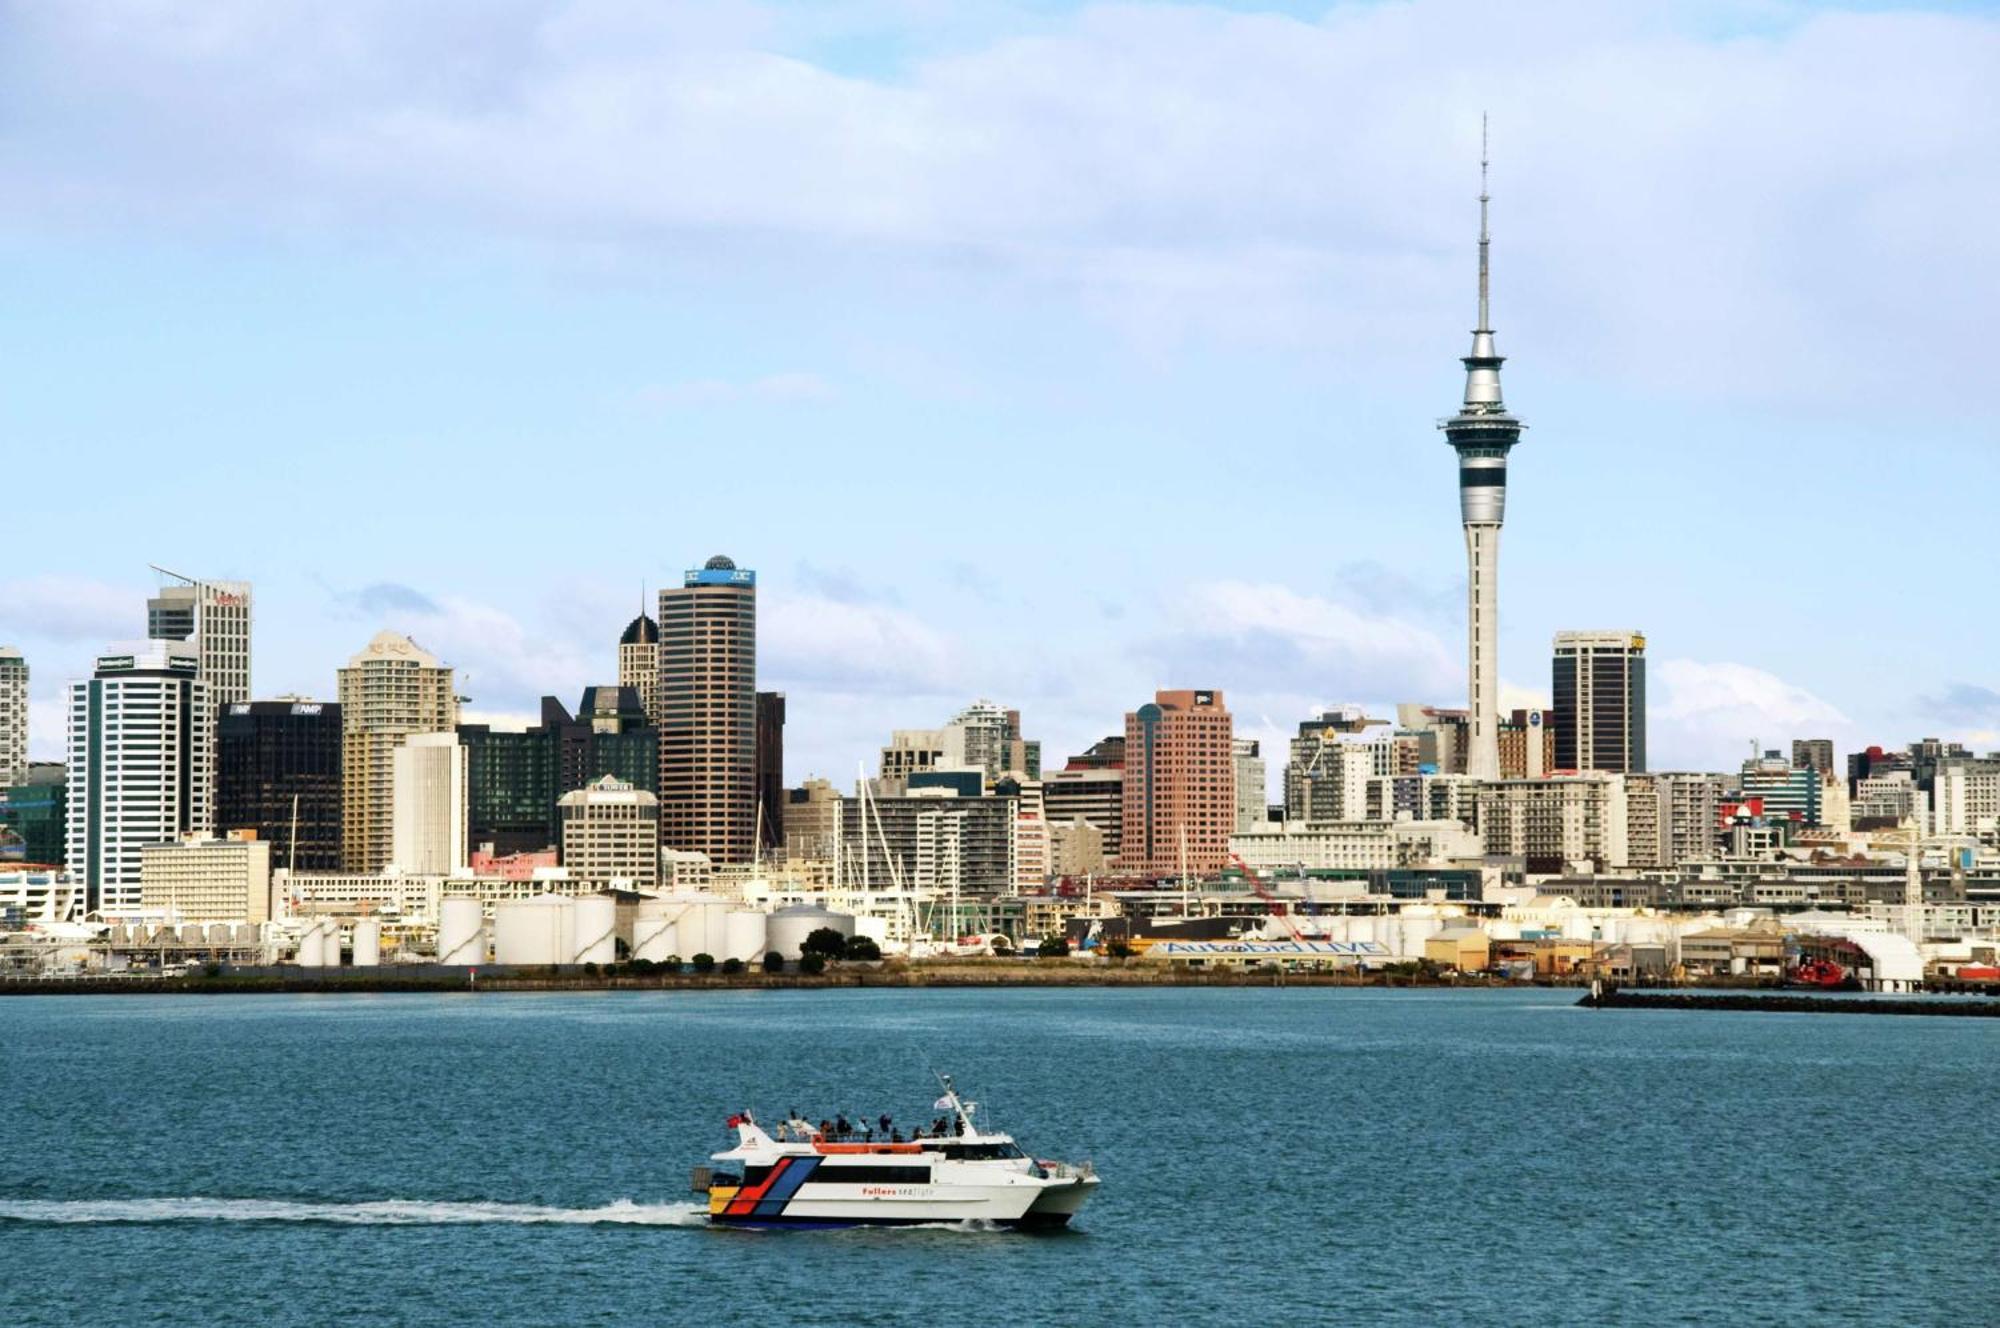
[726,1114,744,1128]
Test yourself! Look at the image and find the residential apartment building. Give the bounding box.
[0,647,26,788]
[1474,773,1629,874]
[338,631,458,873]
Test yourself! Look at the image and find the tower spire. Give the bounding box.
[1477,113,1491,335]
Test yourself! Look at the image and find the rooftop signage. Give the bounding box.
[1154,940,1390,957]
[684,568,756,588]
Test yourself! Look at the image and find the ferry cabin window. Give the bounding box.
[935,1143,1025,1161]
[812,1165,933,1185]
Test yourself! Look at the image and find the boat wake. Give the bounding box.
[0,1197,708,1227]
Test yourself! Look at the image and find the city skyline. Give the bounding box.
[2,2,1997,786]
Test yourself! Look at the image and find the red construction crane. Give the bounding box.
[1229,854,1309,944]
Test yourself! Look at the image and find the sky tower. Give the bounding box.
[1441,122,1524,783]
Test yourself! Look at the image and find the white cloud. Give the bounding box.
[0,575,144,644]
[1650,657,1850,770]
[0,3,1991,401]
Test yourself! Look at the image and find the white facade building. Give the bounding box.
[1475,773,1629,873]
[1230,818,1482,873]
[66,641,212,916]
[140,834,273,924]
[146,576,252,708]
[391,732,468,876]
[0,647,27,788]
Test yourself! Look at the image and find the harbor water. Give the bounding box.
[0,987,1993,1326]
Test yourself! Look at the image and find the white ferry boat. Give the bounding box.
[695,1077,1098,1229]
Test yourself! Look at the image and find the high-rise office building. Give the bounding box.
[460,692,657,856]
[66,640,212,914]
[1792,739,1835,775]
[216,700,343,871]
[1497,708,1552,779]
[1042,767,1123,863]
[0,647,26,788]
[756,690,785,854]
[1120,689,1234,878]
[146,573,252,707]
[392,732,468,874]
[338,631,458,873]
[782,778,842,863]
[618,610,661,726]
[1439,135,1523,783]
[1233,738,1267,833]
[658,556,757,865]
[1551,631,1647,774]
[559,774,660,889]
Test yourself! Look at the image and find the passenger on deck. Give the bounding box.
[835,1114,851,1139]
[878,1113,892,1136]
[891,1128,904,1143]
[819,1118,832,1140]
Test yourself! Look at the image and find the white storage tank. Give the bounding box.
[294,922,326,968]
[630,899,680,963]
[232,923,258,946]
[572,895,617,966]
[494,894,577,966]
[205,923,232,946]
[663,895,732,960]
[352,918,382,968]
[767,904,856,960]
[723,909,768,963]
[438,897,485,966]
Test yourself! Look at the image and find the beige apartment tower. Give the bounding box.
[0,647,26,788]
[657,556,757,866]
[338,631,457,873]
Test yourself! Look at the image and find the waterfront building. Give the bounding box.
[139,832,272,924]
[1042,767,1123,863]
[216,700,342,871]
[1120,689,1233,878]
[1364,772,1480,826]
[1792,739,1835,775]
[0,868,82,925]
[782,778,842,863]
[1623,773,1665,868]
[558,774,660,890]
[1474,774,1628,875]
[839,787,1015,892]
[1439,142,1524,782]
[0,771,66,867]
[756,690,785,854]
[617,609,661,726]
[0,647,26,788]
[392,732,468,875]
[1233,739,1267,833]
[1229,818,1481,873]
[658,555,757,866]
[1002,776,1050,890]
[339,631,458,873]
[1551,631,1647,773]
[66,640,212,914]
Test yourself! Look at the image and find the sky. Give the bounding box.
[1,0,1997,796]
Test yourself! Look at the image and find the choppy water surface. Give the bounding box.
[0,988,1992,1326]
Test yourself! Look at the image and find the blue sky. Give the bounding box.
[1,0,1996,789]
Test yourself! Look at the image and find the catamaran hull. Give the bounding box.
[708,1179,1095,1230]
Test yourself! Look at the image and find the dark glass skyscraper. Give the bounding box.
[756,690,784,855]
[1551,632,1647,774]
[216,700,343,871]
[460,692,658,856]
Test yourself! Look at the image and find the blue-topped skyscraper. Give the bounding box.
[1440,129,1524,782]
[658,555,758,865]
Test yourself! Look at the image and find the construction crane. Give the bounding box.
[1228,853,1309,944]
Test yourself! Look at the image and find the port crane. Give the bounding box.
[1227,853,1310,944]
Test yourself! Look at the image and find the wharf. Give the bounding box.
[1580,988,2000,1018]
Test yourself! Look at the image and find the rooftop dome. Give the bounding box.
[620,613,659,645]
[703,554,736,571]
